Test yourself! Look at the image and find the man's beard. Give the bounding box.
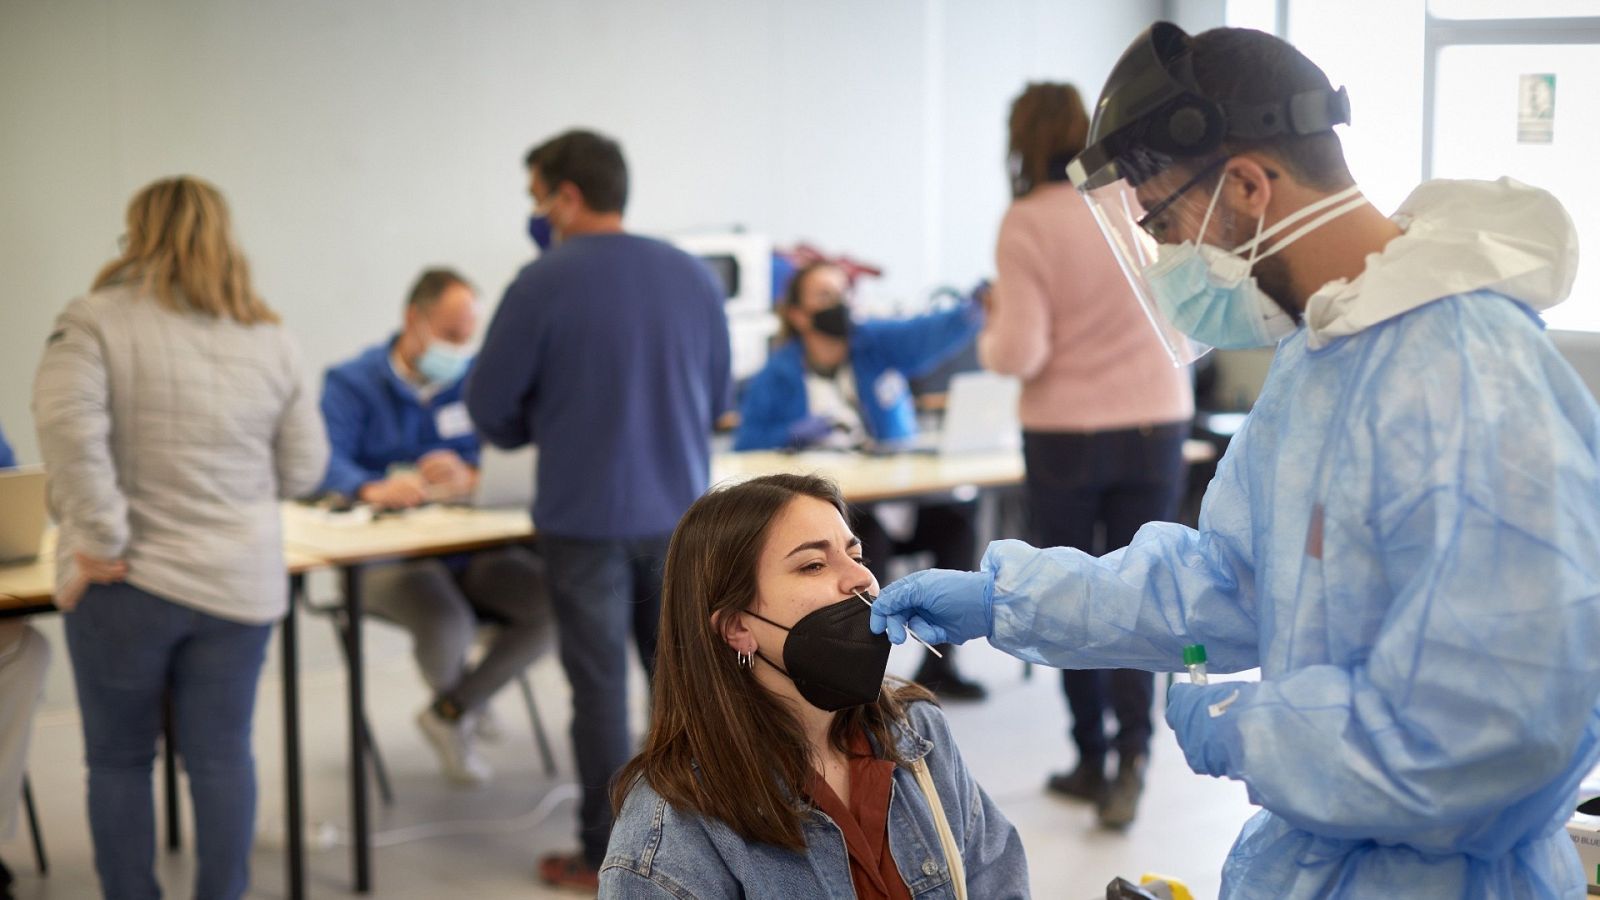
[1251,253,1301,320]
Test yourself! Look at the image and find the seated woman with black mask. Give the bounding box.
[600,474,1027,899]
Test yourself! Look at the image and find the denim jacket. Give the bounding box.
[600,701,1029,898]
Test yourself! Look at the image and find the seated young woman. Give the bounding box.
[601,473,1028,898]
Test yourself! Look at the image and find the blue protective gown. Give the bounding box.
[984,179,1600,898]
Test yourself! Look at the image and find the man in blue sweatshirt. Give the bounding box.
[467,129,731,889]
[319,269,551,788]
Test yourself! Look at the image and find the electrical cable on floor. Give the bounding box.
[299,783,580,850]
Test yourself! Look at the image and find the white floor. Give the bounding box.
[3,600,1258,899]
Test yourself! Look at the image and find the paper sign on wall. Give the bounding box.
[1518,73,1556,144]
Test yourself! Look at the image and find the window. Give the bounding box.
[1425,6,1600,329]
[1225,0,1280,33]
[1287,0,1426,217]
[1226,0,1600,331]
[1428,0,1600,18]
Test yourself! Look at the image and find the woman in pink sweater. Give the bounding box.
[978,83,1193,830]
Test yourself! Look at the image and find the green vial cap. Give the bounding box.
[1183,644,1207,666]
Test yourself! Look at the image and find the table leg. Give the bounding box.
[283,574,305,900]
[344,566,371,893]
[164,696,180,851]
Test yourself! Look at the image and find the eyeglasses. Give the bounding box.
[1135,159,1225,240]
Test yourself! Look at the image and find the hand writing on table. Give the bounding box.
[868,568,996,646]
[359,473,428,510]
[59,551,129,609]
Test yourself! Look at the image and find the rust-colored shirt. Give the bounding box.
[805,730,913,900]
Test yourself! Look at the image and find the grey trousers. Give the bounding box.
[362,546,552,714]
[0,621,49,839]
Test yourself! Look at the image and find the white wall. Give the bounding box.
[0,0,1160,462]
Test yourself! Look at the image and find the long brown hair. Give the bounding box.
[612,474,930,850]
[1007,82,1090,199]
[93,176,279,325]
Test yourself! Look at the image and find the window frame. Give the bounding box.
[1421,11,1600,180]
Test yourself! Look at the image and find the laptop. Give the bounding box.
[473,445,538,510]
[938,372,1022,455]
[0,467,49,564]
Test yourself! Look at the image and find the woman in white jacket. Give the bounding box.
[33,176,328,900]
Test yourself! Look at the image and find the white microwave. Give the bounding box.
[671,231,779,379]
[670,231,773,319]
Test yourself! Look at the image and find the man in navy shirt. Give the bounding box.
[320,269,551,787]
[467,130,731,889]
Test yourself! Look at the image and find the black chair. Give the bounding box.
[19,774,45,876]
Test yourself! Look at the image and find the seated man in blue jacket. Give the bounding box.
[319,268,550,787]
[735,261,988,699]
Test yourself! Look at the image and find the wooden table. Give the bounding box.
[712,449,1027,502]
[280,441,1217,894]
[713,442,1215,501]
[0,533,57,617]
[275,453,1027,893]
[280,505,536,894]
[0,535,325,900]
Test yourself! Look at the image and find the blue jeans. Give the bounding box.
[64,582,272,900]
[540,533,668,868]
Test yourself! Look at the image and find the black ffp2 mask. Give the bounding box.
[810,304,853,340]
[746,597,889,711]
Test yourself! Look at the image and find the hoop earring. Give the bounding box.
[737,651,753,670]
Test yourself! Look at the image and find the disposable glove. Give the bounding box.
[1164,680,1254,778]
[869,568,994,646]
[786,415,836,449]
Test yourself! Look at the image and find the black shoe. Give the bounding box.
[931,673,987,701]
[913,656,988,702]
[1098,754,1147,829]
[0,854,13,899]
[1045,760,1107,803]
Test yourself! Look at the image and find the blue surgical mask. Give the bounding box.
[417,342,471,385]
[1142,180,1364,350]
[1145,243,1296,350]
[527,214,553,252]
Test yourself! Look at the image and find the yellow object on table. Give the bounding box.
[1139,874,1195,900]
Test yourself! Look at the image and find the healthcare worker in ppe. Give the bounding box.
[872,22,1600,899]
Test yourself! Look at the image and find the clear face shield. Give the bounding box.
[1065,20,1356,364]
[1069,151,1234,366]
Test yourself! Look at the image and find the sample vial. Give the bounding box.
[1183,644,1209,685]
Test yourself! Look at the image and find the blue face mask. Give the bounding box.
[527,214,553,252]
[1142,181,1365,350]
[1145,243,1296,350]
[417,342,471,385]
